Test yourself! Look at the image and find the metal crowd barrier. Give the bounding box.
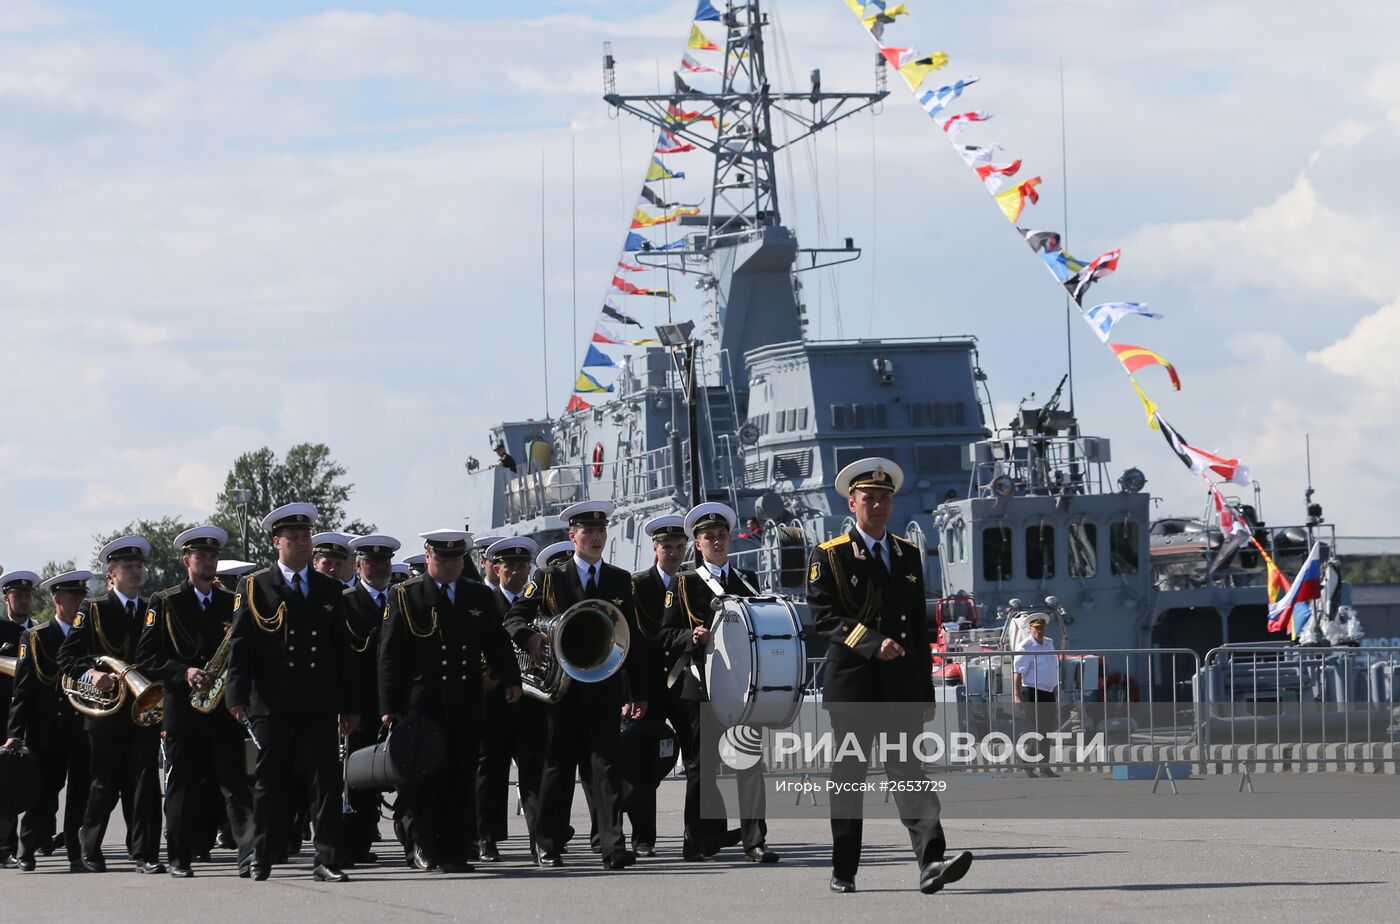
[753,645,1399,781]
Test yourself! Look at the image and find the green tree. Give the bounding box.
[31,559,79,623]
[91,516,198,594]
[210,443,375,564]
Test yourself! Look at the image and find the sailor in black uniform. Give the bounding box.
[225,502,361,883]
[661,502,779,864]
[4,571,91,872]
[623,514,687,857]
[807,457,973,895]
[57,536,165,875]
[475,536,544,862]
[136,525,254,878]
[379,529,521,873]
[337,533,401,867]
[504,501,649,871]
[312,533,358,591]
[0,568,36,865]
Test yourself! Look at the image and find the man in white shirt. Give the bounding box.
[1012,616,1059,778]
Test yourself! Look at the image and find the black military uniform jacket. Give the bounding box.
[0,619,25,717]
[7,620,82,748]
[226,566,357,717]
[136,581,239,736]
[378,574,520,730]
[630,566,674,706]
[504,559,649,707]
[806,529,933,706]
[660,563,760,702]
[342,582,389,720]
[57,591,151,735]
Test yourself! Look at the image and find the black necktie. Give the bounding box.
[585,564,598,596]
[125,600,136,620]
[376,592,386,611]
[872,541,887,577]
[292,572,304,596]
[201,595,209,612]
[440,583,452,605]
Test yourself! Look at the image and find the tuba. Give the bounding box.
[516,598,630,704]
[61,655,164,727]
[190,627,232,714]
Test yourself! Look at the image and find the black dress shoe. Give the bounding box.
[478,841,500,862]
[744,846,780,864]
[601,850,636,870]
[194,850,212,862]
[537,853,563,868]
[82,856,106,873]
[1023,767,1039,778]
[170,866,193,878]
[355,851,378,865]
[830,876,856,893]
[439,860,474,874]
[238,865,252,879]
[43,835,59,856]
[252,866,271,881]
[1039,767,1059,778]
[919,850,974,894]
[69,862,89,874]
[633,842,655,858]
[216,832,236,850]
[2,855,18,869]
[17,856,35,872]
[137,861,167,875]
[410,848,437,871]
[312,864,349,882]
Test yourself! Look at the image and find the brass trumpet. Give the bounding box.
[61,655,164,727]
[0,655,15,678]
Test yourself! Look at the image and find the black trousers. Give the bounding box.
[249,714,341,868]
[676,697,767,851]
[828,709,944,880]
[18,734,90,865]
[400,724,479,864]
[338,725,379,864]
[476,696,546,849]
[1018,686,1059,763]
[536,693,625,860]
[163,733,254,868]
[79,729,162,864]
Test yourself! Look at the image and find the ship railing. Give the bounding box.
[615,443,679,503]
[969,433,1111,497]
[1151,522,1339,590]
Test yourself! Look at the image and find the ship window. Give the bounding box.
[982,527,1012,581]
[830,405,846,429]
[872,404,887,428]
[851,404,866,428]
[1069,522,1098,578]
[953,402,967,426]
[910,403,923,427]
[785,408,798,431]
[932,403,946,426]
[797,407,808,430]
[1026,524,1055,580]
[945,526,964,563]
[1110,520,1140,575]
[760,413,770,434]
[776,410,787,433]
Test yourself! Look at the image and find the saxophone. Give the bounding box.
[190,626,232,714]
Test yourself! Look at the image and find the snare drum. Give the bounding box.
[705,596,806,728]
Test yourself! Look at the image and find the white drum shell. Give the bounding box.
[705,596,806,728]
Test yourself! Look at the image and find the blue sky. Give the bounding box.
[1,0,1397,570]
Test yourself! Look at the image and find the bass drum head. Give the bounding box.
[706,598,758,728]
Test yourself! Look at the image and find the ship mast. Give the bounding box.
[604,0,885,252]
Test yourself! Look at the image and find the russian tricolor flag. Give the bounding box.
[1266,542,1323,638]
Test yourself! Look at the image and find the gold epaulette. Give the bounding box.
[890,532,914,550]
[818,534,851,551]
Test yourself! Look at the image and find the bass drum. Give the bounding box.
[705,596,806,729]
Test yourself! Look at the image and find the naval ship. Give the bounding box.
[462,0,1355,675]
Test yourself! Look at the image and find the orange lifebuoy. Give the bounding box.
[591,442,604,478]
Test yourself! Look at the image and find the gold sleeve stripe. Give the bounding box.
[844,623,869,649]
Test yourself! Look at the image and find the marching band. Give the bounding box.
[0,458,973,894]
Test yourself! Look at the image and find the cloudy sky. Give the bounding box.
[1,0,1396,570]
